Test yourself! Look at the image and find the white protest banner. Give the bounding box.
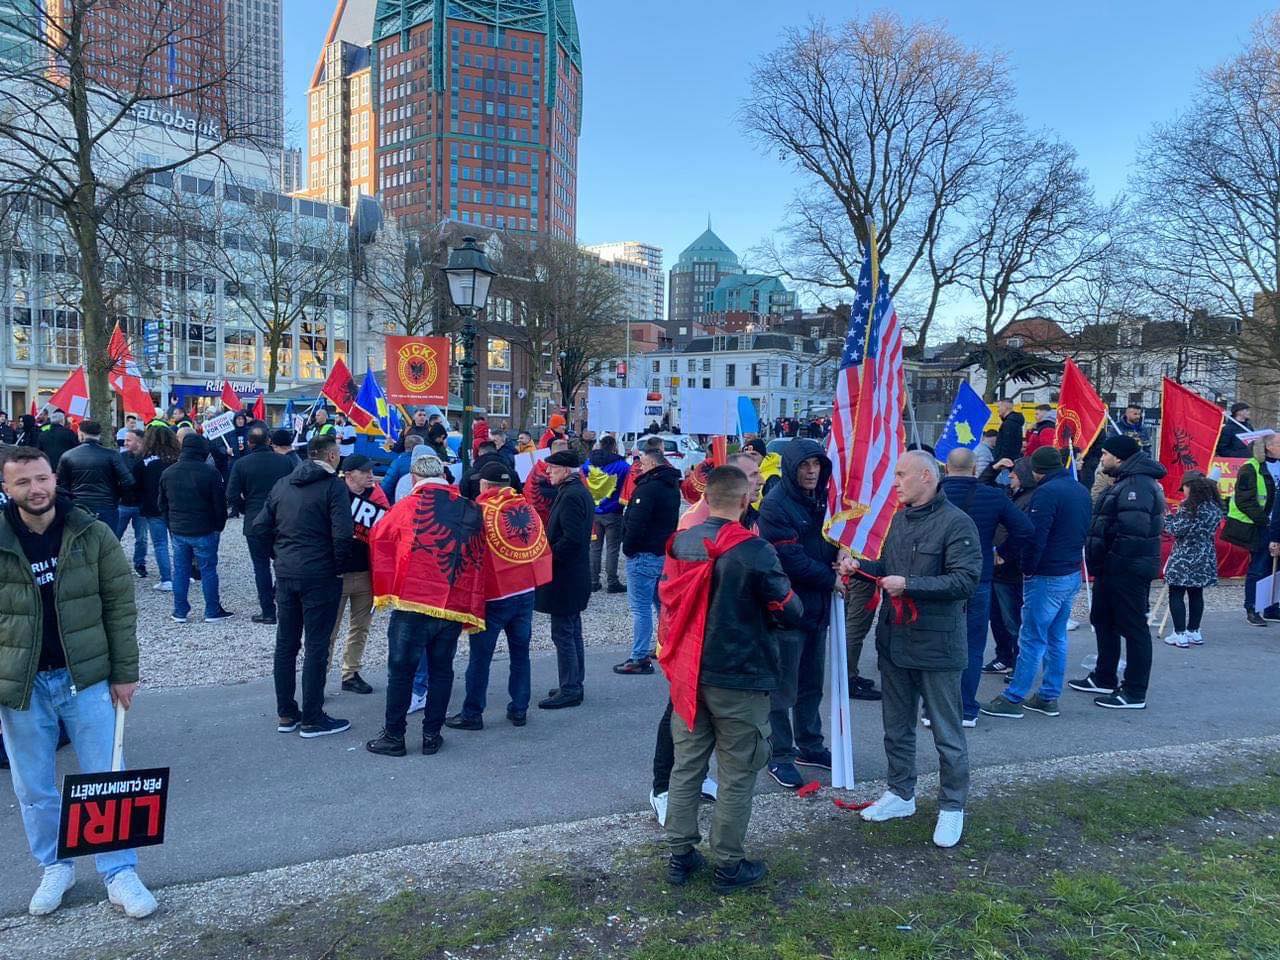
[1237,428,1276,444]
[680,388,738,435]
[514,448,550,482]
[1253,572,1279,613]
[586,386,647,434]
[202,410,237,440]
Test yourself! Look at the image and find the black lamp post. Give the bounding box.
[444,236,496,472]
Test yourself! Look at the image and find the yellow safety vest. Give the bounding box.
[1228,458,1268,526]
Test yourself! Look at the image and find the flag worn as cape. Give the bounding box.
[369,480,487,632]
[657,521,757,731]
[477,486,552,601]
[1158,378,1225,501]
[523,457,557,523]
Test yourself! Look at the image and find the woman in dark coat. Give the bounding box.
[15,415,39,448]
[535,450,595,709]
[1163,476,1223,648]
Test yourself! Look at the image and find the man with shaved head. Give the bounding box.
[846,449,982,849]
[939,447,1033,728]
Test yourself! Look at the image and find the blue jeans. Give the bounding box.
[145,517,171,583]
[959,581,993,720]
[245,533,275,619]
[1006,573,1081,703]
[460,592,535,718]
[115,505,147,568]
[625,553,664,661]
[0,672,136,879]
[89,504,119,536]
[172,532,222,618]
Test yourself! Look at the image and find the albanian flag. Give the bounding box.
[370,482,487,632]
[657,521,756,731]
[322,357,373,429]
[1158,378,1225,501]
[523,458,557,523]
[477,486,552,601]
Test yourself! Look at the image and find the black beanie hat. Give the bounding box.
[1102,435,1140,461]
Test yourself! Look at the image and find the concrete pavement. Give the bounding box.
[1,609,1276,916]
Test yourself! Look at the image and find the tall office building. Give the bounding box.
[369,0,582,238]
[667,223,740,343]
[224,0,285,148]
[584,241,663,324]
[301,0,377,206]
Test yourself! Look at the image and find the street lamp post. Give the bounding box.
[444,236,496,473]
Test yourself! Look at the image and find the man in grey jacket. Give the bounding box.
[848,450,982,849]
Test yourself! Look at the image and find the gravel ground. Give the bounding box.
[124,517,636,691]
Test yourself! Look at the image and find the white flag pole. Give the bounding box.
[828,594,855,789]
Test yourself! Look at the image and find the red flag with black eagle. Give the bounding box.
[523,458,557,523]
[369,481,487,632]
[321,357,374,429]
[657,521,757,731]
[477,485,552,600]
[1158,378,1225,501]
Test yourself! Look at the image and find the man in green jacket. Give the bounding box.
[0,446,157,919]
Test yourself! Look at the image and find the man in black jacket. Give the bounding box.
[614,446,681,675]
[227,423,295,624]
[37,410,78,469]
[1216,402,1252,458]
[115,429,148,577]
[849,450,981,849]
[252,434,353,738]
[535,450,595,710]
[459,440,519,499]
[55,420,135,532]
[664,466,804,894]
[758,438,838,788]
[159,433,231,624]
[1071,435,1166,710]
[993,398,1025,464]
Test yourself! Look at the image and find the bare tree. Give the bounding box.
[361,216,454,338]
[742,13,1016,347]
[0,0,260,421]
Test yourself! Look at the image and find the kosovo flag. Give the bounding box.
[355,365,403,438]
[934,382,992,462]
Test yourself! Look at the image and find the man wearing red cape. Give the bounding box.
[657,465,803,894]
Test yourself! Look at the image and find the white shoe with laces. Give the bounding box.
[649,790,668,826]
[152,581,173,592]
[1187,630,1204,645]
[106,869,157,918]
[1066,618,1080,631]
[407,692,426,715]
[860,790,916,822]
[28,863,75,916]
[1163,631,1189,648]
[933,809,965,848]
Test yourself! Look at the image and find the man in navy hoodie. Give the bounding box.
[982,445,1091,720]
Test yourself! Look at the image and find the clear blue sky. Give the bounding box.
[282,1,1273,291]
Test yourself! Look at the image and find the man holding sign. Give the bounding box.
[0,446,157,917]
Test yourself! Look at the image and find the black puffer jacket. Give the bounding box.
[55,439,135,510]
[135,455,177,518]
[622,463,681,557]
[158,435,227,537]
[1086,452,1167,580]
[226,445,295,528]
[994,410,1025,463]
[37,423,78,468]
[534,475,595,617]
[758,438,837,631]
[118,451,142,508]
[249,460,353,581]
[668,517,803,691]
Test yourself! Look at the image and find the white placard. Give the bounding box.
[202,410,237,440]
[680,388,739,435]
[1253,573,1279,612]
[586,386,648,434]
[1237,428,1276,443]
[514,448,551,482]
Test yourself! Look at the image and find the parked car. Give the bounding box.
[628,433,706,474]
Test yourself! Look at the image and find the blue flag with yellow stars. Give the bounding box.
[934,382,991,462]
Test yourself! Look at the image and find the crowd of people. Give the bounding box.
[1,388,1278,913]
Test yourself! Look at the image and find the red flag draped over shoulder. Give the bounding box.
[657,522,757,731]
[1158,378,1225,501]
[369,482,487,633]
[477,486,552,600]
[523,458,556,523]
[1054,359,1107,452]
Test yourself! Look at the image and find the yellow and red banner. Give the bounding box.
[385,336,450,406]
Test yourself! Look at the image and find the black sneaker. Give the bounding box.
[796,749,832,770]
[444,713,483,730]
[252,614,277,625]
[205,608,234,623]
[982,659,1012,675]
[1094,692,1147,710]
[607,583,627,594]
[300,714,350,738]
[712,859,768,894]
[767,762,803,789]
[341,673,374,695]
[1067,673,1112,694]
[613,658,655,675]
[1264,607,1280,622]
[538,691,583,710]
[507,711,527,727]
[277,714,301,733]
[1247,611,1270,627]
[667,849,705,886]
[422,733,444,755]
[365,730,406,756]
[850,677,881,701]
[133,565,147,579]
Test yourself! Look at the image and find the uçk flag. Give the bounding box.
[1158,378,1225,501]
[1054,358,1106,452]
[385,336,450,406]
[107,324,157,420]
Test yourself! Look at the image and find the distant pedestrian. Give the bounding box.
[993,398,1025,464]
[334,411,357,459]
[270,429,301,466]
[36,410,78,469]
[327,455,388,695]
[1163,476,1223,648]
[1117,404,1152,451]
[1022,404,1057,455]
[584,434,630,593]
[159,433,232,624]
[985,457,1038,674]
[54,419,134,531]
[1216,402,1252,458]
[115,428,148,577]
[15,414,39,448]
[227,423,294,625]
[973,429,998,478]
[114,414,137,450]
[135,425,179,591]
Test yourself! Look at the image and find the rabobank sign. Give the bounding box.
[130,103,220,139]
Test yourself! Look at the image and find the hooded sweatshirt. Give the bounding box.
[582,448,630,515]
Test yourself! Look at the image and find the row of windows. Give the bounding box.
[450,28,541,55]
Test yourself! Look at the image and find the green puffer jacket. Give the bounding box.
[0,501,138,710]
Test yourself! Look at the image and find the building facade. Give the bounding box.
[667,224,740,344]
[367,0,582,238]
[584,240,663,324]
[224,0,285,148]
[706,273,796,320]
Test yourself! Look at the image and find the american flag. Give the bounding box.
[824,244,906,559]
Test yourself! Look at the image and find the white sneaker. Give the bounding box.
[1066,618,1080,631]
[152,581,173,592]
[649,790,668,826]
[700,777,718,802]
[407,692,426,715]
[920,715,931,728]
[1187,630,1204,646]
[962,717,977,729]
[933,809,965,848]
[28,863,75,916]
[106,869,157,919]
[860,790,917,822]
[1164,631,1189,648]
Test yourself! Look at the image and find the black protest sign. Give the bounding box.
[57,767,170,859]
[350,492,388,543]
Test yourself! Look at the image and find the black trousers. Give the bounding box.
[1090,575,1153,701]
[273,576,343,724]
[652,699,675,794]
[1168,586,1205,633]
[245,533,275,618]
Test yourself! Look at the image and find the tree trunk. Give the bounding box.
[75,212,113,425]
[267,327,281,393]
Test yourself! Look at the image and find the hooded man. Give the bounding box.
[757,438,839,789]
[1070,435,1166,710]
[583,434,630,593]
[158,433,231,624]
[1022,404,1057,455]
